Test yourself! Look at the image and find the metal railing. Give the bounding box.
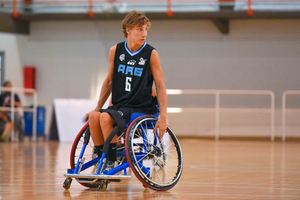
[282,90,300,142]
[167,89,275,141]
[0,87,38,141]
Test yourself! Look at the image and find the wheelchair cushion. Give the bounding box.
[129,112,158,124]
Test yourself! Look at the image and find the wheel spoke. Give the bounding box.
[126,116,182,190]
[131,141,152,162]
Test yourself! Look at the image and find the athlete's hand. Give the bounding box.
[85,111,93,122]
[153,117,167,141]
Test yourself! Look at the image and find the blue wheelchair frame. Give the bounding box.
[64,112,159,186]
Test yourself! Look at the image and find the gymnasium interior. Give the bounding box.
[0,1,300,199]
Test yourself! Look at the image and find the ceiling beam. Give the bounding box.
[0,13,29,35]
[212,18,229,34]
[1,10,300,35]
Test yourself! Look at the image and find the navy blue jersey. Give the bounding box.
[112,41,156,111]
[0,92,20,107]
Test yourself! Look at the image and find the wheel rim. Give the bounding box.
[125,116,183,191]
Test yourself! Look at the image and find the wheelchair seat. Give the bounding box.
[129,112,158,124]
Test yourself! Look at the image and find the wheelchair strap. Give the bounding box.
[102,125,122,153]
[84,126,90,145]
[100,108,127,153]
[100,108,127,129]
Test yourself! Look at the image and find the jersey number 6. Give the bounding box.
[125,77,132,92]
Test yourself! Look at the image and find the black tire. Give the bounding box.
[125,116,183,191]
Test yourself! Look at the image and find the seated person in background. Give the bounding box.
[0,81,23,141]
[0,81,22,107]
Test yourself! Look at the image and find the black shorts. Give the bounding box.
[99,105,157,128]
[100,106,132,124]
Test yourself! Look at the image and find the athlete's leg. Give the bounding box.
[100,112,117,143]
[88,111,105,158]
[89,111,105,146]
[100,112,117,166]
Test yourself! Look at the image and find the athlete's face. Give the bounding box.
[127,24,148,46]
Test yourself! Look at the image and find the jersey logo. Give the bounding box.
[119,54,125,61]
[138,58,146,65]
[117,110,124,116]
[118,64,143,77]
[127,60,136,65]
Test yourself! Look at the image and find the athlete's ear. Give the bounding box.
[126,27,130,34]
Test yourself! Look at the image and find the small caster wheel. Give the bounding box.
[63,178,72,190]
[98,180,108,191]
[143,184,148,188]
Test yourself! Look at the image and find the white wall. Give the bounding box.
[1,19,300,138]
[0,33,29,102]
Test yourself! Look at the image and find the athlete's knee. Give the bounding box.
[100,112,114,125]
[89,111,100,124]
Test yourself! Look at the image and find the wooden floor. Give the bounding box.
[0,139,300,200]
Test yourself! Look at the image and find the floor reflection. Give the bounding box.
[0,139,300,199]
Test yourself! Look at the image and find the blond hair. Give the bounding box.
[121,10,151,38]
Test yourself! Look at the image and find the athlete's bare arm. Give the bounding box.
[150,49,168,141]
[85,45,116,121]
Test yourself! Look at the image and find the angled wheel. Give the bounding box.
[125,115,183,191]
[70,122,127,188]
[70,122,100,188]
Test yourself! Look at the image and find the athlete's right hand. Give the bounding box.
[85,111,92,122]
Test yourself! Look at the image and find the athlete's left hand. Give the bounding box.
[153,117,167,141]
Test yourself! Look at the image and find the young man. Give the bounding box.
[85,10,168,170]
[0,81,22,142]
[0,81,22,108]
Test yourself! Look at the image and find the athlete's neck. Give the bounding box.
[126,41,145,53]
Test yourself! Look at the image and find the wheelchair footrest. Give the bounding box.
[64,173,131,180]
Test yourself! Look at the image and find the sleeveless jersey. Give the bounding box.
[112,41,156,111]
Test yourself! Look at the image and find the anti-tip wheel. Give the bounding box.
[63,178,72,190]
[98,180,109,191]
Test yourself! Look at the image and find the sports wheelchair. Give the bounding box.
[63,112,183,191]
